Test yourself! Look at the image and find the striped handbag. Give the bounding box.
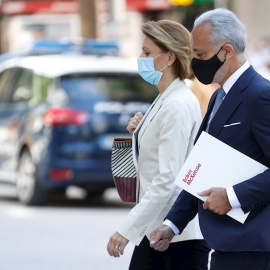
[111,138,137,202]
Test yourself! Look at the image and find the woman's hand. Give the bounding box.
[107,232,129,258]
[127,112,143,134]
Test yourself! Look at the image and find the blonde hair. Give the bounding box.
[142,20,194,80]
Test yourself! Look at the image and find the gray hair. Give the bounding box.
[193,8,247,54]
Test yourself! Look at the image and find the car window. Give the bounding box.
[59,73,158,103]
[8,68,34,103]
[0,69,16,102]
[32,75,54,103]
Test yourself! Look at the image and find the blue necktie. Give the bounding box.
[205,87,226,133]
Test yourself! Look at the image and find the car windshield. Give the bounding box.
[59,73,158,103]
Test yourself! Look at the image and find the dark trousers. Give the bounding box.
[210,251,270,270]
[129,237,210,270]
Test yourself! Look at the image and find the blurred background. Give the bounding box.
[0,0,269,269]
[1,0,270,112]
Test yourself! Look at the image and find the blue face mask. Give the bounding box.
[137,53,168,85]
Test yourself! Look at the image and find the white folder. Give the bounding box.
[174,132,268,224]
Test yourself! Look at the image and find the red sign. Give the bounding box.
[126,0,172,11]
[0,1,78,15]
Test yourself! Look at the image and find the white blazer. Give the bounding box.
[118,78,203,246]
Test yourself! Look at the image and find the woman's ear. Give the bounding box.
[168,51,176,66]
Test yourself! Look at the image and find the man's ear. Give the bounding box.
[223,44,234,60]
[168,51,176,66]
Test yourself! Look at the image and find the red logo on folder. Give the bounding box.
[182,163,201,185]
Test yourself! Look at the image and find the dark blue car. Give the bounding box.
[0,54,157,205]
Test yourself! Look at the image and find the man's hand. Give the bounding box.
[150,225,175,252]
[198,187,232,215]
[107,232,129,258]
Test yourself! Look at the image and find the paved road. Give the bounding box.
[0,185,135,270]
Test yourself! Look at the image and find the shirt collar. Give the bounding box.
[222,61,250,95]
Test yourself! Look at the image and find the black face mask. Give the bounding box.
[191,45,226,85]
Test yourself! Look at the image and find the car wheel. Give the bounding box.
[16,150,48,205]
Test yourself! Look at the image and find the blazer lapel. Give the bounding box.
[138,79,185,143]
[137,101,162,144]
[132,93,161,169]
[209,66,257,137]
[195,66,257,142]
[208,87,243,137]
[195,90,218,143]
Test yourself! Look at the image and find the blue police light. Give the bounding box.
[81,39,119,55]
[0,39,120,64]
[28,39,73,55]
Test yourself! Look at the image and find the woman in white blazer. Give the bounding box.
[107,20,210,269]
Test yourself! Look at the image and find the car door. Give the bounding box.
[0,67,33,183]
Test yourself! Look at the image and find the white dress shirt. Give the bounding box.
[164,62,250,235]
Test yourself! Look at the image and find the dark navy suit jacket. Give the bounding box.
[166,66,270,252]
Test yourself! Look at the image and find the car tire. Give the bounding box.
[16,150,48,205]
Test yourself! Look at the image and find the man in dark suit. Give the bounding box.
[149,8,270,270]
